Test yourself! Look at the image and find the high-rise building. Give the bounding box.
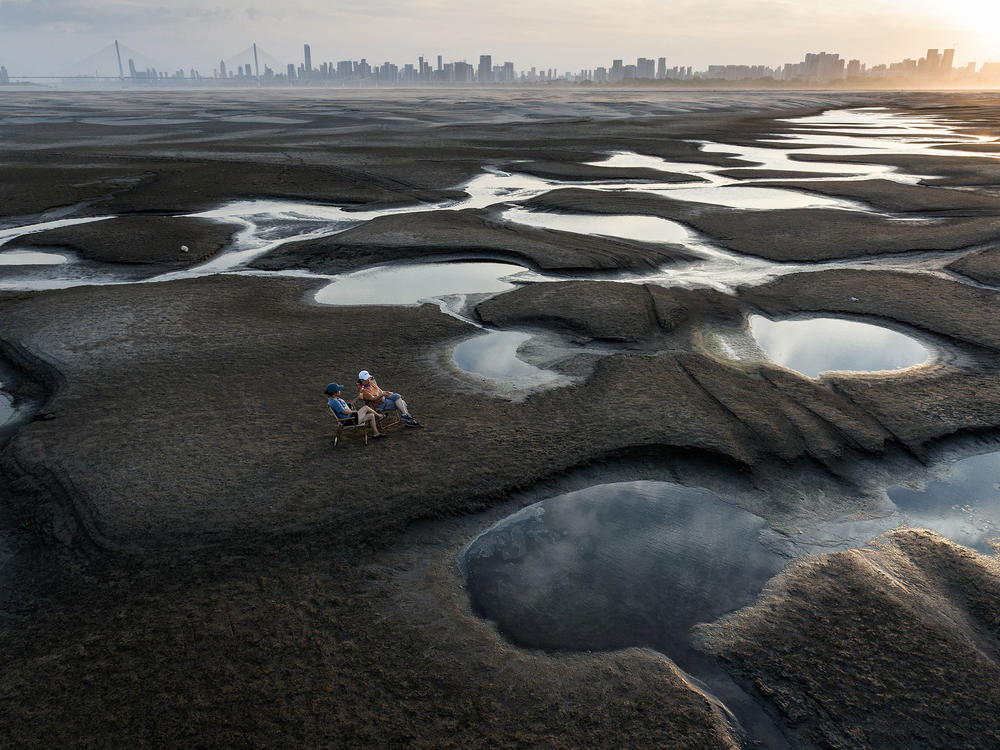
[941,48,955,74]
[637,57,656,79]
[657,57,666,79]
[0,65,8,84]
[610,59,624,83]
[478,55,492,82]
[303,44,312,75]
[924,48,940,75]
[437,55,443,73]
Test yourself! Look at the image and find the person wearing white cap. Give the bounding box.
[356,369,421,427]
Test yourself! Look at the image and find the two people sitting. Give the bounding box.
[325,369,421,441]
[326,382,387,439]
[356,370,421,427]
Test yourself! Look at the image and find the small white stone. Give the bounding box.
[180,245,189,252]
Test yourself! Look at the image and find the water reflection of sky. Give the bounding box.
[502,207,691,244]
[750,314,929,378]
[314,261,526,306]
[0,380,13,427]
[460,481,786,655]
[0,250,70,265]
[452,330,562,390]
[888,451,1000,554]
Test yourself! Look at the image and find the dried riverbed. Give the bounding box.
[2,89,1000,749]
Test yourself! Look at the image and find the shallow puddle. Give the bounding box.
[0,387,12,427]
[452,330,562,391]
[460,480,786,655]
[888,450,1000,554]
[0,250,69,265]
[314,261,527,307]
[649,184,861,210]
[750,314,930,378]
[586,151,723,180]
[501,207,691,244]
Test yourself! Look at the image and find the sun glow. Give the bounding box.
[918,0,1000,57]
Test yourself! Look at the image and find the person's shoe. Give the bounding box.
[372,433,387,439]
[402,415,421,427]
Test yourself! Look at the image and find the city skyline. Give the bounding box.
[2,41,998,89]
[0,0,998,78]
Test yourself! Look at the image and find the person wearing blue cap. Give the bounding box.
[325,382,386,439]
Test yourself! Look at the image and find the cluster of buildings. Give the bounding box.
[2,44,999,87]
[266,47,536,84]
[223,44,999,87]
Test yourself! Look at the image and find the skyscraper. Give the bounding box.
[925,48,940,75]
[478,55,492,82]
[304,44,312,75]
[941,49,955,74]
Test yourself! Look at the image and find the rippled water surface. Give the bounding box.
[888,451,1000,554]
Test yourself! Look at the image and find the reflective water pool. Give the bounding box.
[314,261,528,307]
[888,450,1000,554]
[460,480,786,655]
[502,207,692,244]
[0,381,13,427]
[452,330,563,391]
[647,184,861,210]
[0,250,70,265]
[750,314,930,378]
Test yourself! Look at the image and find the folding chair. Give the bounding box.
[329,406,370,447]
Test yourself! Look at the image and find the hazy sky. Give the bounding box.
[1,0,997,76]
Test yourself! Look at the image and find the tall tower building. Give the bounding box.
[941,48,955,74]
[478,55,492,82]
[219,60,226,79]
[610,59,624,83]
[925,48,940,74]
[304,44,312,75]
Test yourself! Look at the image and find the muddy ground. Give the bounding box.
[2,89,1000,749]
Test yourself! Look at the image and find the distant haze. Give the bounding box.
[0,0,996,77]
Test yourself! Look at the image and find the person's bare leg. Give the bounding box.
[393,397,410,417]
[359,406,381,436]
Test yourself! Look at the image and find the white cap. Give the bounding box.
[358,370,371,381]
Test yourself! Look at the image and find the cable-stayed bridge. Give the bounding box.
[9,41,283,81]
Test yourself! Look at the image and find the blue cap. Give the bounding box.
[325,383,345,395]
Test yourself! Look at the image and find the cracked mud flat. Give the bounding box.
[2,89,1000,749]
